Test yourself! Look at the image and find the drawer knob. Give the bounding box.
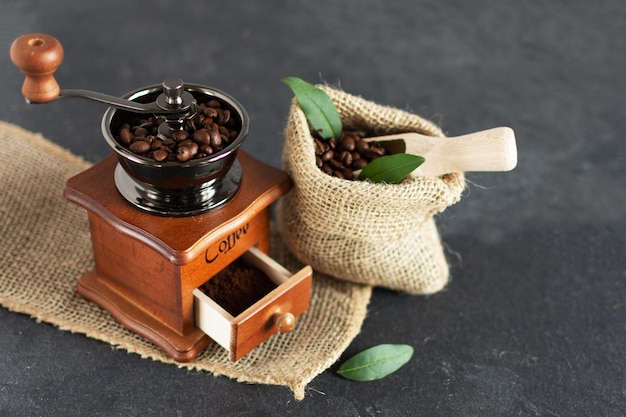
[274,312,296,333]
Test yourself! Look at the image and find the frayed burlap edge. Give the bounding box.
[0,121,372,400]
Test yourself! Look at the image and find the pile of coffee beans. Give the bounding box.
[314,131,387,180]
[114,99,240,163]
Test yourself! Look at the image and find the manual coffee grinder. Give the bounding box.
[10,33,312,362]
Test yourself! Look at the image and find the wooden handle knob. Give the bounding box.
[10,33,64,103]
[274,312,296,333]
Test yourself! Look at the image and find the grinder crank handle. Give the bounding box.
[10,33,63,103]
[9,33,191,114]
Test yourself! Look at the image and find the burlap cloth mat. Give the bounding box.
[0,121,372,400]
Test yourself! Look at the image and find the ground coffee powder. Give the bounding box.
[200,258,277,316]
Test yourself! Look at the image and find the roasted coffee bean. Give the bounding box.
[162,138,176,148]
[355,138,370,154]
[193,129,211,145]
[321,149,334,162]
[177,146,194,162]
[315,156,323,168]
[328,158,345,170]
[186,117,197,131]
[342,168,354,180]
[204,121,219,132]
[365,148,385,159]
[210,130,222,148]
[150,138,163,150]
[179,139,195,147]
[187,142,199,155]
[352,158,368,170]
[339,150,353,167]
[328,137,338,150]
[218,126,229,136]
[133,127,149,138]
[314,138,326,155]
[321,164,334,175]
[199,144,214,155]
[204,107,218,119]
[220,109,231,124]
[153,149,168,162]
[129,140,150,154]
[119,127,132,146]
[139,121,153,131]
[333,170,345,179]
[340,136,356,151]
[172,130,189,143]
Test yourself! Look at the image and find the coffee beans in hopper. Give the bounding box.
[115,99,240,163]
[314,131,387,181]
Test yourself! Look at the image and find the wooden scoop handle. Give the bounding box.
[414,126,517,176]
[366,126,517,177]
[10,33,64,103]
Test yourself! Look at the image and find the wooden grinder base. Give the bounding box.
[64,151,292,362]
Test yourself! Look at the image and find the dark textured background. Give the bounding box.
[1,1,624,416]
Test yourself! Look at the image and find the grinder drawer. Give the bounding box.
[193,246,312,361]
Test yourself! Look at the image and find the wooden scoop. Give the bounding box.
[363,126,517,177]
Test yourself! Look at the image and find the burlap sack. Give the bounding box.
[0,121,372,400]
[277,86,466,294]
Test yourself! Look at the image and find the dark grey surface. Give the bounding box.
[1,1,624,416]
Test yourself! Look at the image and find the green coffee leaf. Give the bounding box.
[337,344,414,381]
[358,153,425,184]
[281,77,342,140]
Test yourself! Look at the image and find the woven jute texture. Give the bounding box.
[277,86,466,294]
[0,121,372,400]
